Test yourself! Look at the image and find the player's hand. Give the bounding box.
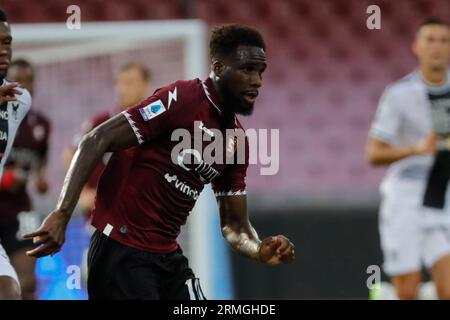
[258,235,295,266]
[0,82,21,104]
[414,133,437,155]
[23,209,70,258]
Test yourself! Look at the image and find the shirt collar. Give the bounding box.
[202,77,239,127]
[202,76,225,116]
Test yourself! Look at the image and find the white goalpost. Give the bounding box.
[12,20,231,299]
[12,20,207,81]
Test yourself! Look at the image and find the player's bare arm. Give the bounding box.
[218,194,295,266]
[23,114,139,257]
[366,133,437,166]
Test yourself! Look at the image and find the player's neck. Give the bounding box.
[209,73,225,106]
[420,66,447,86]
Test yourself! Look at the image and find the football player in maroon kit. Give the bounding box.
[25,24,296,300]
[0,59,50,299]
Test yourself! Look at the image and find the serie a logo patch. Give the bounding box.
[139,100,166,121]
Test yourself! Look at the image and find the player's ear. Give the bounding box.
[212,60,224,77]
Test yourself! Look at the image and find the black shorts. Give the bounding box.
[0,219,34,256]
[87,230,206,300]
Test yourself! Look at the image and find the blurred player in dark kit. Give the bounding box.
[62,62,151,285]
[63,62,151,218]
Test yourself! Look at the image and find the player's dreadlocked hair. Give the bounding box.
[0,9,8,22]
[209,24,266,60]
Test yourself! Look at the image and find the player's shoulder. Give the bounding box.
[383,71,422,98]
[153,78,204,110]
[155,78,201,94]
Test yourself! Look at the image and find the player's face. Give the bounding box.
[7,65,34,94]
[414,25,450,71]
[0,22,12,79]
[219,45,267,115]
[115,67,150,109]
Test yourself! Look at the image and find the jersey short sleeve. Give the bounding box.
[211,162,248,196]
[369,87,403,144]
[211,136,249,197]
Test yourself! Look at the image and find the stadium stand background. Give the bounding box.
[2,0,449,298]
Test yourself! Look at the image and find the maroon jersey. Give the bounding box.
[91,77,249,253]
[0,110,51,223]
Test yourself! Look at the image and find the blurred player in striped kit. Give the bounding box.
[0,59,51,299]
[367,19,450,299]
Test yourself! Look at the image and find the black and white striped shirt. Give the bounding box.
[0,78,32,178]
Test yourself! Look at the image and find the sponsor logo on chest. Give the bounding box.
[164,173,199,200]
